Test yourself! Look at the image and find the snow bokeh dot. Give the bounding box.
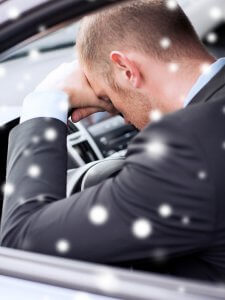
[89,205,108,225]
[147,139,168,160]
[56,239,70,254]
[198,170,207,180]
[209,6,223,20]
[95,271,119,293]
[27,164,41,178]
[2,182,15,197]
[149,110,163,123]
[32,135,40,144]
[132,218,152,239]
[29,49,41,61]
[182,216,190,225]
[44,128,58,141]
[158,204,172,218]
[166,0,178,10]
[38,25,47,33]
[168,62,179,73]
[37,194,46,202]
[160,37,171,49]
[8,6,21,19]
[206,32,218,44]
[200,63,211,74]
[23,149,31,157]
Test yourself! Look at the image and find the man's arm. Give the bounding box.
[0,113,215,264]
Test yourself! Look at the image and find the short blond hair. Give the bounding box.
[77,0,205,74]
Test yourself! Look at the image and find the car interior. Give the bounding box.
[0,20,139,210]
[0,0,225,298]
[1,0,225,214]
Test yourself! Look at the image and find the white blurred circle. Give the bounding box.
[23,149,31,157]
[209,6,223,20]
[168,62,179,73]
[200,63,211,74]
[27,165,41,178]
[147,140,167,159]
[160,37,171,49]
[8,7,21,19]
[44,128,58,141]
[29,49,41,61]
[166,0,178,10]
[182,216,190,225]
[198,170,207,180]
[95,272,119,293]
[56,239,70,254]
[89,205,108,225]
[37,195,45,202]
[132,218,152,239]
[2,182,15,196]
[32,136,40,144]
[149,110,163,122]
[38,25,47,33]
[206,32,218,44]
[158,204,172,218]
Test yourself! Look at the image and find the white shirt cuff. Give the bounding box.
[20,91,69,125]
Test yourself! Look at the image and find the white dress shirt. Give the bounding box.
[183,58,225,107]
[20,90,69,124]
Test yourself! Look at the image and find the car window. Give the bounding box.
[0,0,51,24]
[0,22,78,125]
[1,1,225,297]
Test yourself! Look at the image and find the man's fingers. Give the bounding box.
[71,107,103,123]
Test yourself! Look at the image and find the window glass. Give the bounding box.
[0,22,78,125]
[0,0,50,24]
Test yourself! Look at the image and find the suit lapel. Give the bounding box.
[188,65,225,106]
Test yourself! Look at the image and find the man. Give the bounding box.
[1,0,225,282]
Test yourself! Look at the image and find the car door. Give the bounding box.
[0,1,225,299]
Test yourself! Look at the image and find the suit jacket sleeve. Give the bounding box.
[0,116,215,264]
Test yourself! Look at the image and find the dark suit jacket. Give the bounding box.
[1,67,225,283]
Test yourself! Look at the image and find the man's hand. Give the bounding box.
[35,61,117,122]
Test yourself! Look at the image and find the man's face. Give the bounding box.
[83,65,152,130]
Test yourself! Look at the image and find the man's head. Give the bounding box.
[76,0,214,129]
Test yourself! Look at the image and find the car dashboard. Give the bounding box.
[67,113,137,169]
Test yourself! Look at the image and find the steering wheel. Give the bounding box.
[66,120,126,196]
[67,156,125,196]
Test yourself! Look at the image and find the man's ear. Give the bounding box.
[110,51,141,88]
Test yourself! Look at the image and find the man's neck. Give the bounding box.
[146,55,216,113]
[178,56,216,107]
